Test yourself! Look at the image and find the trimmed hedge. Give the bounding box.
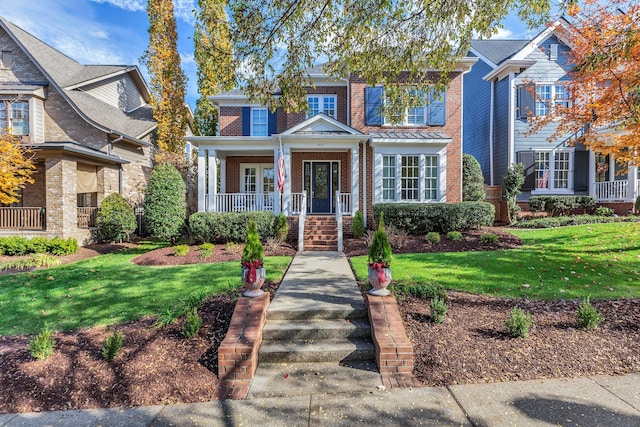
[528,195,595,216]
[0,236,78,256]
[188,211,276,243]
[372,202,495,234]
[514,214,638,229]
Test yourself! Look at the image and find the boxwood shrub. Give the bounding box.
[514,214,637,229]
[372,202,494,234]
[189,211,276,243]
[528,195,596,216]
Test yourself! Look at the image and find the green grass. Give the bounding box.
[351,222,640,300]
[0,242,292,335]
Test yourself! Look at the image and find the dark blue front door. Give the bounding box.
[311,162,330,213]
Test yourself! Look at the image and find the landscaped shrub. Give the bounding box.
[242,220,264,265]
[144,163,186,243]
[368,212,392,266]
[577,297,603,331]
[226,242,241,255]
[503,163,524,224]
[363,229,376,246]
[386,225,409,249]
[96,193,136,243]
[0,253,60,271]
[173,244,189,256]
[480,232,499,244]
[188,211,275,243]
[265,236,281,251]
[447,231,462,241]
[529,196,596,216]
[527,196,546,214]
[514,214,637,228]
[273,213,289,242]
[505,307,533,338]
[372,202,493,235]
[0,236,78,256]
[181,308,202,338]
[352,210,365,238]
[577,196,596,213]
[198,242,215,259]
[29,325,55,360]
[594,206,614,216]
[462,154,486,202]
[390,282,447,300]
[430,296,447,323]
[425,232,440,244]
[102,328,123,361]
[636,196,640,214]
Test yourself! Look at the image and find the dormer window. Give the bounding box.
[306,95,336,119]
[0,101,29,135]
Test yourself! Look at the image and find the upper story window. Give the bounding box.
[365,86,446,126]
[519,83,569,118]
[251,108,268,136]
[306,95,337,119]
[0,100,29,135]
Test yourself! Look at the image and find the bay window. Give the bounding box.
[380,154,439,201]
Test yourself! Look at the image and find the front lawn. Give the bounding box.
[351,222,640,299]
[0,242,292,335]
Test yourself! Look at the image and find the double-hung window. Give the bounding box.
[380,154,439,201]
[533,149,572,191]
[251,108,268,136]
[306,95,337,118]
[534,84,569,117]
[382,89,445,126]
[0,100,29,135]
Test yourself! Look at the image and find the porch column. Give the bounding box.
[588,151,596,198]
[628,165,638,201]
[208,149,217,212]
[283,145,292,215]
[197,147,206,212]
[273,145,281,215]
[45,158,77,238]
[351,145,360,214]
[220,158,227,193]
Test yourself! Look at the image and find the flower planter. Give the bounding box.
[242,265,266,297]
[368,264,392,296]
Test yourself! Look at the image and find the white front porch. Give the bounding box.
[589,152,639,202]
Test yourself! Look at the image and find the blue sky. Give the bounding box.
[1,0,539,109]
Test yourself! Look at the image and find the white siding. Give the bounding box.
[82,74,145,112]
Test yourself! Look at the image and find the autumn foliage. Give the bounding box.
[0,132,35,205]
[530,0,640,166]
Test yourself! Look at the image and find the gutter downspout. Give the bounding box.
[489,80,495,185]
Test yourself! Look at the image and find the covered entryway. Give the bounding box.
[304,161,340,214]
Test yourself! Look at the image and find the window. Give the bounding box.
[262,168,274,193]
[306,95,337,118]
[534,84,569,117]
[241,164,274,194]
[534,149,572,191]
[382,89,445,126]
[379,154,439,201]
[251,108,268,136]
[243,167,257,193]
[0,100,29,135]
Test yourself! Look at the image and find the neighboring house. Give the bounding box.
[187,60,476,250]
[463,20,639,210]
[0,17,157,242]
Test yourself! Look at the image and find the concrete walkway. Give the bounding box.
[2,374,639,426]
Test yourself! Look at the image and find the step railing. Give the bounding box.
[0,207,46,230]
[336,190,343,252]
[337,193,352,216]
[298,191,307,251]
[595,180,628,201]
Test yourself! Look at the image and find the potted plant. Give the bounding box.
[367,212,393,296]
[241,219,266,297]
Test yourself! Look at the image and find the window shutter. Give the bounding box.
[242,107,251,136]
[365,86,383,125]
[517,85,535,119]
[427,90,446,126]
[549,44,558,60]
[573,150,589,192]
[517,151,536,191]
[268,110,277,135]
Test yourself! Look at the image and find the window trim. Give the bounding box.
[250,107,268,136]
[0,99,30,136]
[530,148,574,194]
[239,163,275,194]
[382,89,445,127]
[379,153,441,202]
[533,83,570,118]
[306,94,337,119]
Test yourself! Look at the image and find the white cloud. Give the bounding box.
[174,0,196,25]
[54,36,126,64]
[180,52,195,65]
[491,28,515,40]
[90,0,146,12]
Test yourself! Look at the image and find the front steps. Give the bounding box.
[248,252,380,398]
[303,216,338,251]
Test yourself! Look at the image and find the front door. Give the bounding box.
[311,162,331,213]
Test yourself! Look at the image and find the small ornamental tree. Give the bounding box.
[96,193,136,243]
[273,213,289,242]
[144,163,186,243]
[462,154,486,202]
[352,210,365,238]
[241,219,264,266]
[503,163,525,225]
[368,212,392,267]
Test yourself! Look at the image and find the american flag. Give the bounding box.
[537,163,549,189]
[277,138,285,194]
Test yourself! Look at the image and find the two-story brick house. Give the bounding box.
[0,17,157,242]
[463,20,639,211]
[188,60,476,250]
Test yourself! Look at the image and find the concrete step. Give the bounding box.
[248,361,381,398]
[259,338,375,363]
[262,319,371,340]
[267,305,367,321]
[303,245,338,251]
[303,238,338,245]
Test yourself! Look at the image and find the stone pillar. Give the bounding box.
[45,158,77,238]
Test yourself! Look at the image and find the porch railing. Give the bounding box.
[289,193,306,215]
[595,180,628,201]
[78,207,98,228]
[337,193,352,216]
[214,193,275,212]
[0,207,46,230]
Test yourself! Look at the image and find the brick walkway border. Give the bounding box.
[366,294,423,389]
[216,292,270,399]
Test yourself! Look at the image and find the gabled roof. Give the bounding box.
[280,113,363,136]
[0,17,155,145]
[470,40,530,66]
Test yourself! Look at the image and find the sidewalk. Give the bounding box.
[1,373,638,426]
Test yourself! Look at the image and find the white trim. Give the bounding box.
[197,147,206,212]
[280,112,362,135]
[250,107,268,136]
[508,72,516,166]
[483,60,536,82]
[302,160,343,214]
[489,79,495,185]
[306,94,337,119]
[469,48,498,69]
[239,163,275,194]
[351,147,359,216]
[208,150,217,211]
[530,148,575,193]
